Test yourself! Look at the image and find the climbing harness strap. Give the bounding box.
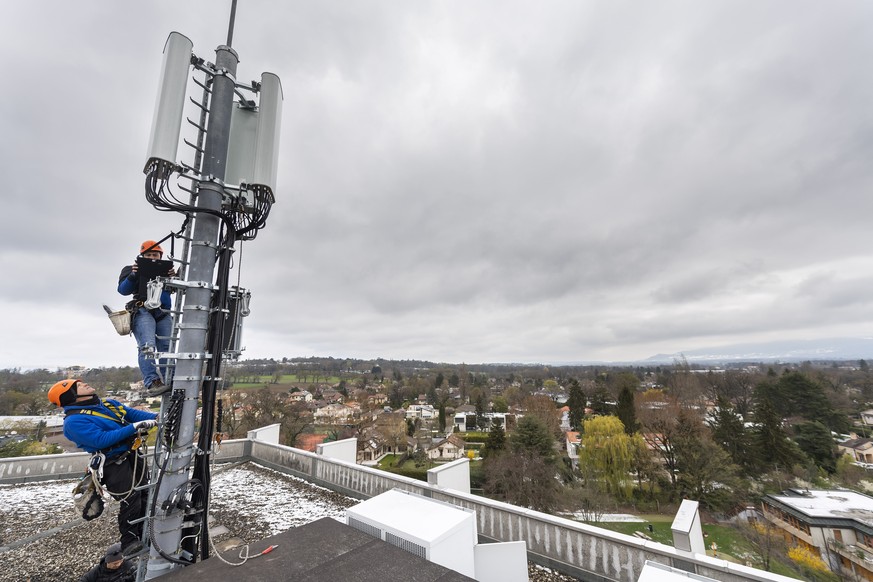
[66,400,146,499]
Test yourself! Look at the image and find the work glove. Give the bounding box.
[133,420,157,433]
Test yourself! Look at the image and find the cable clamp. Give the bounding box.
[161,353,210,360]
[170,279,216,290]
[175,323,209,331]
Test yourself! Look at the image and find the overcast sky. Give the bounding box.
[3,1,873,369]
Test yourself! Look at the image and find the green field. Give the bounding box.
[589,518,801,578]
[227,374,343,389]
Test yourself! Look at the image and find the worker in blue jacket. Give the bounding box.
[118,239,175,396]
[49,379,157,555]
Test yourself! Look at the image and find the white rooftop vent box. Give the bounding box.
[346,489,477,578]
[671,499,705,555]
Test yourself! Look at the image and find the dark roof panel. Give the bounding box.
[160,517,475,582]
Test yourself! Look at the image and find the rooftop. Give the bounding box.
[0,461,572,582]
[160,517,475,582]
[1,433,798,582]
[0,462,354,581]
[768,488,873,527]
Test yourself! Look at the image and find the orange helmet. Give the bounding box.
[48,379,79,407]
[139,240,163,256]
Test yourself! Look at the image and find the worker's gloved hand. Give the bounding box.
[133,420,157,433]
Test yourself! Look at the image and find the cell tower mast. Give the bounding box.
[140,1,282,578]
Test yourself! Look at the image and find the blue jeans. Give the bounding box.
[131,307,172,388]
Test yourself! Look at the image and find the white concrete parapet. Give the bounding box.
[246,423,280,444]
[0,451,89,483]
[427,457,471,494]
[316,437,357,464]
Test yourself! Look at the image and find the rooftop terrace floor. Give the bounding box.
[1,461,576,582]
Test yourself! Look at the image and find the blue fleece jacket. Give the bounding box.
[63,399,157,458]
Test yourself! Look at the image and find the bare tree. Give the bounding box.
[521,395,562,438]
[483,450,560,512]
[737,515,787,572]
[376,413,408,454]
[217,390,245,438]
[239,388,313,447]
[636,390,704,492]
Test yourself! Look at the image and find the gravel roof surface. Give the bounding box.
[1,462,577,582]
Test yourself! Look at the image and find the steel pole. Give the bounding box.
[145,43,238,580]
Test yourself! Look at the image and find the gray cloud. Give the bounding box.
[3,1,873,368]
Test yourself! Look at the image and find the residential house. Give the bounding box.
[321,389,344,404]
[565,431,581,469]
[560,406,571,431]
[313,403,357,424]
[289,390,314,403]
[427,434,466,461]
[453,404,477,432]
[407,404,436,420]
[838,436,873,465]
[762,488,873,580]
[358,428,398,464]
[368,393,388,407]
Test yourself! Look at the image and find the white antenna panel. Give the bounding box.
[145,32,193,171]
[251,72,283,198]
[225,104,258,206]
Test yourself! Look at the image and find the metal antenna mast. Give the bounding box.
[141,0,282,577]
[145,40,237,578]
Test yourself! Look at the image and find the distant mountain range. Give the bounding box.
[644,337,873,364]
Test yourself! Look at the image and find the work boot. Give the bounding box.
[145,379,171,397]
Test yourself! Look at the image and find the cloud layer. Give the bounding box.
[3,1,873,368]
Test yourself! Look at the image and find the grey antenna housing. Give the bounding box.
[251,72,283,202]
[145,32,193,173]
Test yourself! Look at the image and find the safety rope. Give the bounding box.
[99,442,147,501]
[203,445,277,566]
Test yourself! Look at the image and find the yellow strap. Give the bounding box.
[104,400,128,419]
[75,409,123,423]
[71,400,127,425]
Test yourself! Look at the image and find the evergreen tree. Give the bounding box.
[589,382,612,415]
[485,416,560,511]
[755,371,848,434]
[793,421,837,474]
[616,384,638,435]
[483,419,506,457]
[510,416,555,463]
[751,397,807,472]
[707,395,749,470]
[566,379,586,429]
[674,433,743,511]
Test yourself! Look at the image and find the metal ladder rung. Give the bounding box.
[183,138,205,154]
